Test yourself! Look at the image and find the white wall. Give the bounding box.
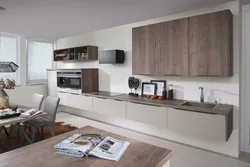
[5,85,47,107]
[55,1,240,157]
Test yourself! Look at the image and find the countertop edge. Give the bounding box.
[82,92,233,116]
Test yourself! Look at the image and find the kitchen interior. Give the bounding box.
[48,4,239,157]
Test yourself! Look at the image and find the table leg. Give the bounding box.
[0,127,2,136]
[15,124,32,144]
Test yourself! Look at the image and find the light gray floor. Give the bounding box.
[56,112,250,167]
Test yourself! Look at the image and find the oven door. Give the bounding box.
[68,77,81,89]
[57,77,68,88]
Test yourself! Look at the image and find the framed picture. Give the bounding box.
[150,80,167,96]
[141,82,157,96]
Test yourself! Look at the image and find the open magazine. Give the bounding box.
[54,133,130,161]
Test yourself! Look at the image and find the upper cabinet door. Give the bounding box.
[156,19,189,76]
[189,10,233,77]
[132,24,157,75]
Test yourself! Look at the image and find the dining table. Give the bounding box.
[0,126,172,167]
[0,110,49,144]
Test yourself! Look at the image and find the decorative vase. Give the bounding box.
[0,87,9,107]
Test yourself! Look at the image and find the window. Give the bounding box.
[27,40,53,84]
[0,34,19,82]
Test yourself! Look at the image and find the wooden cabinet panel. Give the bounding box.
[132,24,157,75]
[93,97,126,119]
[156,19,189,76]
[127,102,167,128]
[47,71,58,97]
[189,10,233,76]
[168,108,227,141]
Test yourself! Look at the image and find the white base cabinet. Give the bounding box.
[127,102,167,128]
[168,108,226,141]
[93,97,126,119]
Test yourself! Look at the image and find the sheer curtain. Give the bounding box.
[28,40,53,84]
[0,34,18,82]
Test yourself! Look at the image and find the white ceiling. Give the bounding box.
[0,0,233,40]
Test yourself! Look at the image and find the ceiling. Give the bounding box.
[0,0,233,40]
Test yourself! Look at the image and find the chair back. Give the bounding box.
[42,96,60,122]
[31,94,44,110]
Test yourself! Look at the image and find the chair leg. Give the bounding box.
[32,127,36,142]
[16,128,19,144]
[29,127,32,133]
[37,128,41,138]
[0,127,2,136]
[21,126,27,145]
[41,127,44,140]
[47,124,55,137]
[3,126,9,137]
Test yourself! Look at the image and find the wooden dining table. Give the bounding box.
[0,112,49,144]
[0,126,172,167]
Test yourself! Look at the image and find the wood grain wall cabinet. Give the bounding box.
[188,10,233,76]
[132,24,157,75]
[156,19,189,76]
[81,69,99,93]
[132,10,233,77]
[54,45,98,62]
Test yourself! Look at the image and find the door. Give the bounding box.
[189,10,232,76]
[156,18,189,76]
[132,24,157,75]
[242,4,250,153]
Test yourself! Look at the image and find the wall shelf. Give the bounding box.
[54,45,98,62]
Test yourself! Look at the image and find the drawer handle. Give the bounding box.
[97,97,107,100]
[58,91,67,94]
[172,108,217,115]
[114,99,122,102]
[70,93,80,95]
[131,102,161,107]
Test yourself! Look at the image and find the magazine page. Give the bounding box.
[89,136,130,161]
[54,134,104,157]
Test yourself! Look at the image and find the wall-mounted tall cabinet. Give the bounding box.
[132,10,233,77]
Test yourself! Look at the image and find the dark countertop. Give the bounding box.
[82,91,233,116]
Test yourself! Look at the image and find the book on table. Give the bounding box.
[54,133,130,161]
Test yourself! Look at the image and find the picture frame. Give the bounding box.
[141,82,157,96]
[150,80,167,96]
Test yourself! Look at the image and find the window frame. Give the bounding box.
[26,38,54,85]
[0,33,19,84]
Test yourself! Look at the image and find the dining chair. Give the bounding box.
[31,94,45,110]
[11,94,45,139]
[22,96,60,143]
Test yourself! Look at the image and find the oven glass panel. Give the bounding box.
[69,78,81,89]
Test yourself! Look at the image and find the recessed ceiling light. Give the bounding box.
[0,6,6,10]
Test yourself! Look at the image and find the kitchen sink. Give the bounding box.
[181,101,216,109]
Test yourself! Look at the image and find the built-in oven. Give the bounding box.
[57,72,81,89]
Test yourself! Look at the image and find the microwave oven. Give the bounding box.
[57,72,81,89]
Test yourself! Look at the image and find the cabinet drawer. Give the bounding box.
[127,102,167,128]
[168,108,226,140]
[57,91,67,106]
[93,97,126,119]
[78,95,93,112]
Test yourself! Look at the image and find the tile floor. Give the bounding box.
[56,112,250,167]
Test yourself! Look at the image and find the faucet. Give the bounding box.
[199,87,204,102]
